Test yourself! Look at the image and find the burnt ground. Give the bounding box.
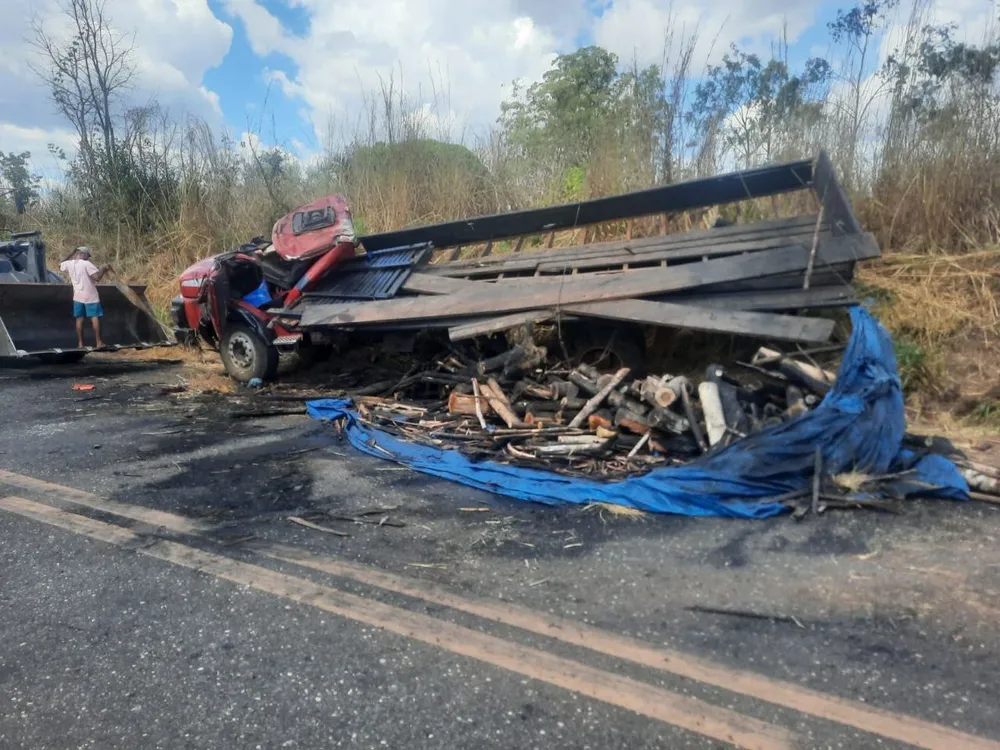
[2,353,1000,749]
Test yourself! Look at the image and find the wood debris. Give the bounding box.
[329,343,842,480]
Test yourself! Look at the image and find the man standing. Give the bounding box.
[59,247,111,349]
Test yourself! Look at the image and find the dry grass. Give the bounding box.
[858,250,1000,347]
[582,502,648,521]
[833,471,874,493]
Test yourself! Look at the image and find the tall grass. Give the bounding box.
[7,0,1000,362]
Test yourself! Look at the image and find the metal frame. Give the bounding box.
[359,157,817,252]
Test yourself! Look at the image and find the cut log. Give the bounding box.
[478,381,525,428]
[523,383,555,400]
[596,374,647,413]
[706,365,753,441]
[639,375,680,409]
[647,407,690,435]
[785,385,807,419]
[470,378,489,429]
[448,390,495,418]
[556,435,608,445]
[569,371,599,394]
[534,441,610,457]
[569,367,631,429]
[754,347,836,395]
[588,410,614,431]
[478,345,525,375]
[698,381,727,447]
[549,380,579,399]
[677,377,708,453]
[615,407,650,435]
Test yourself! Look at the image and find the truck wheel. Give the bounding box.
[220,324,278,383]
[565,322,647,375]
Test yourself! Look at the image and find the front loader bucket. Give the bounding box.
[0,282,172,357]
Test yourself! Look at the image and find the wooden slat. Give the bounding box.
[667,285,856,311]
[812,151,862,236]
[436,215,819,273]
[447,289,851,341]
[448,311,565,341]
[359,158,813,252]
[406,257,853,297]
[563,299,835,343]
[446,285,855,341]
[436,224,824,280]
[533,231,826,275]
[301,234,878,328]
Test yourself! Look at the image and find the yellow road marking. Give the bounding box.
[0,495,795,750]
[4,467,1000,750]
[264,544,1000,750]
[0,468,207,533]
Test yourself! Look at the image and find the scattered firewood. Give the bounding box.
[697,381,727,447]
[569,367,630,429]
[448,389,495,418]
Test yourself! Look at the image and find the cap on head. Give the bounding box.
[76,246,92,258]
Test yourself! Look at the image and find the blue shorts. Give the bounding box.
[73,301,103,319]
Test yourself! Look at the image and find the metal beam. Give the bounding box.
[359,158,815,252]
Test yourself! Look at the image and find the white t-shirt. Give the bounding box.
[59,259,101,304]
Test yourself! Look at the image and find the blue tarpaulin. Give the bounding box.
[307,307,968,517]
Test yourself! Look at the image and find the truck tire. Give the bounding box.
[220,324,279,383]
[565,322,647,375]
[38,352,87,365]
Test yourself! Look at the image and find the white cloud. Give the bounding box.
[0,0,232,165]
[223,0,843,151]
[225,0,562,144]
[593,0,822,72]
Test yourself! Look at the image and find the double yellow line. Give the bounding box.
[0,468,996,750]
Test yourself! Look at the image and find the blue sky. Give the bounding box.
[1,0,992,175]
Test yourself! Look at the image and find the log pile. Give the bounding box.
[345,343,840,479]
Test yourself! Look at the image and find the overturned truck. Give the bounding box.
[0,231,173,362]
[173,152,877,382]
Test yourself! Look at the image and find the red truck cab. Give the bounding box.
[170,195,357,381]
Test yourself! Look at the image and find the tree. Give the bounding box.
[500,46,621,168]
[31,0,135,207]
[827,0,899,180]
[687,46,830,170]
[0,152,41,214]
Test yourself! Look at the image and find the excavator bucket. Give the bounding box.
[0,282,173,358]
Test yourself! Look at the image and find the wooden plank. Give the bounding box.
[812,151,862,236]
[533,231,826,275]
[668,285,855,311]
[448,311,563,341]
[563,299,835,343]
[447,284,855,341]
[359,158,814,252]
[300,234,878,328]
[407,256,853,297]
[436,215,819,273]
[403,273,471,295]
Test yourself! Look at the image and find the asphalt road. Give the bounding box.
[2,355,1000,750]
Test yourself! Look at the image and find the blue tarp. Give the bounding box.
[307,307,968,517]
